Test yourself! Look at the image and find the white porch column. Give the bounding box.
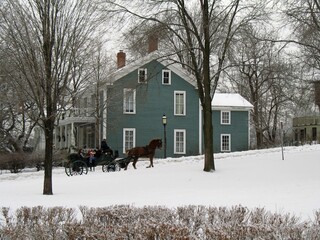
[70,122,75,147]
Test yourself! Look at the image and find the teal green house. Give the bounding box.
[211,93,253,153]
[105,51,200,157]
[54,46,253,157]
[103,50,253,158]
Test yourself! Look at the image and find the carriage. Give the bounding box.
[64,150,132,176]
[64,139,163,176]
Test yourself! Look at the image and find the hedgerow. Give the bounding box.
[0,205,319,239]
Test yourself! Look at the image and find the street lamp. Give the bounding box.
[162,114,167,158]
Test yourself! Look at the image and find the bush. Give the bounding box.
[0,206,319,239]
[0,153,26,173]
[0,150,68,173]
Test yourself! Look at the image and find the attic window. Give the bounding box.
[162,69,171,85]
[138,68,147,83]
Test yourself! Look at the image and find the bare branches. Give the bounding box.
[0,0,105,194]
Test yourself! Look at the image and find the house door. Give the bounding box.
[300,129,305,142]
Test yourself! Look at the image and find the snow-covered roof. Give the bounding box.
[212,93,253,110]
[106,51,197,88]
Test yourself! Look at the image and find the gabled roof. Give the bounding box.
[212,93,253,110]
[105,51,197,88]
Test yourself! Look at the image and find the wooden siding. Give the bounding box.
[212,110,250,152]
[106,60,199,158]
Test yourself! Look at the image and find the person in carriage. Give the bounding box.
[88,149,96,171]
[78,148,85,158]
[101,139,113,156]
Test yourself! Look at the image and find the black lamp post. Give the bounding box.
[162,114,167,158]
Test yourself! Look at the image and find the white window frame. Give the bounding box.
[174,91,186,116]
[138,68,147,83]
[221,134,231,152]
[123,128,136,153]
[174,129,186,154]
[123,88,136,114]
[221,111,231,125]
[162,69,171,85]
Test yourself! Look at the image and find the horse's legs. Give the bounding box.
[132,157,138,169]
[146,156,154,168]
[124,158,130,170]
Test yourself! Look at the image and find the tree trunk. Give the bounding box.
[252,100,262,149]
[203,101,215,171]
[256,129,263,149]
[202,0,215,172]
[43,119,54,195]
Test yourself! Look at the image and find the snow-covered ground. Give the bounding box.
[0,145,319,221]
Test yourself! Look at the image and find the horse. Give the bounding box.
[125,139,162,169]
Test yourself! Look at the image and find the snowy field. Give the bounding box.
[0,144,319,221]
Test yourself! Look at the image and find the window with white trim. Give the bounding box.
[123,128,135,153]
[174,129,186,154]
[174,91,186,116]
[138,68,147,83]
[123,88,136,114]
[221,111,231,124]
[221,134,231,152]
[162,69,171,85]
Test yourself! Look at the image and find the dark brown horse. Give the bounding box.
[125,139,162,169]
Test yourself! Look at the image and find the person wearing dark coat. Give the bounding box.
[101,139,113,155]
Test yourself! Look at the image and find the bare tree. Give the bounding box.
[0,35,39,153]
[226,25,298,148]
[87,43,114,148]
[0,0,104,194]
[101,0,269,171]
[283,0,320,70]
[282,0,320,115]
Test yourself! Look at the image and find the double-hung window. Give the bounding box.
[162,69,171,85]
[123,128,135,153]
[221,134,231,152]
[174,129,186,154]
[174,91,186,116]
[138,68,147,83]
[123,88,136,114]
[221,111,231,124]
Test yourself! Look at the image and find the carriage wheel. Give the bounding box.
[65,163,72,176]
[101,163,108,172]
[69,160,88,176]
[102,162,121,172]
[114,163,121,171]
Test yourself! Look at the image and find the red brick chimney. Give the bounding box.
[117,50,126,69]
[148,35,158,53]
